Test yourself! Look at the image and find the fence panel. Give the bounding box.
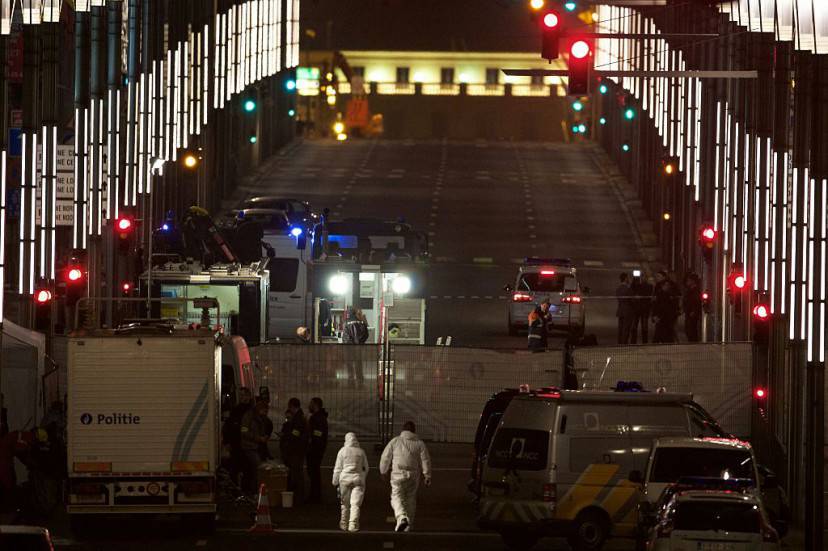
[392,346,564,442]
[252,344,382,439]
[571,342,753,436]
[252,344,563,443]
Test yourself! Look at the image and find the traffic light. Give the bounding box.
[567,40,592,95]
[752,302,770,345]
[242,98,257,113]
[529,0,544,10]
[34,287,53,332]
[663,159,677,176]
[540,11,560,61]
[285,79,297,92]
[248,134,258,144]
[599,83,608,94]
[699,224,717,263]
[754,386,768,418]
[727,268,747,310]
[63,259,86,308]
[624,107,636,120]
[564,1,577,11]
[701,290,712,313]
[121,282,134,296]
[115,216,135,254]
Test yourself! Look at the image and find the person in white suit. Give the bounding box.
[379,421,432,532]
[332,432,369,532]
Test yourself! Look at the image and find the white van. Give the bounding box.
[477,390,727,551]
[261,233,311,339]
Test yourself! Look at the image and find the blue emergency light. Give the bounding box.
[290,227,303,238]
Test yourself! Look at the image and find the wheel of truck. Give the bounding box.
[567,510,609,551]
[500,530,538,551]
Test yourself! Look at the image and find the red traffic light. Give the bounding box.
[701,291,710,302]
[752,304,770,320]
[116,216,134,235]
[700,227,716,242]
[754,387,767,399]
[35,289,53,304]
[67,268,84,282]
[542,12,559,27]
[570,40,590,59]
[122,282,133,294]
[734,275,746,289]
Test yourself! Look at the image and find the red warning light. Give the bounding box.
[543,12,559,28]
[35,289,53,304]
[68,268,83,282]
[570,40,590,59]
[752,304,770,320]
[754,387,767,399]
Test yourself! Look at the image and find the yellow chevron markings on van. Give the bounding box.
[600,480,637,520]
[556,463,620,519]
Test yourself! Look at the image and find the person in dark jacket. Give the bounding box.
[652,271,681,343]
[527,300,550,352]
[240,400,270,493]
[629,274,654,343]
[256,394,274,461]
[682,273,703,342]
[222,387,253,486]
[343,307,369,344]
[306,397,329,503]
[280,397,308,502]
[616,272,635,344]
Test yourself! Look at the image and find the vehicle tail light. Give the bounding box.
[540,270,556,276]
[513,292,533,302]
[542,483,557,502]
[562,295,582,304]
[655,522,673,539]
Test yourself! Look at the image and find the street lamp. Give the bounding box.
[147,157,166,312]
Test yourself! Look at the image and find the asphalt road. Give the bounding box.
[52,443,637,551]
[236,138,647,349]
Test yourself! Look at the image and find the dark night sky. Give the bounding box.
[300,0,541,52]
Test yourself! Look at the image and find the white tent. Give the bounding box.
[1,320,46,432]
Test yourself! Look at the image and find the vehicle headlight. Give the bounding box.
[392,275,411,295]
[329,274,349,295]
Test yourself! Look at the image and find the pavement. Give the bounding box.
[230,138,655,349]
[46,441,808,550]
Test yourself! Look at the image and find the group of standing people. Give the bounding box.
[616,270,704,344]
[222,390,329,503]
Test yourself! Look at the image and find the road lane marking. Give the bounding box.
[622,261,642,268]
[584,260,605,267]
[472,257,493,263]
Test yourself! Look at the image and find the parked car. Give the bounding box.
[646,490,779,550]
[0,525,54,551]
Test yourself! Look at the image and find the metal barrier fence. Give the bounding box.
[250,344,564,443]
[571,342,753,437]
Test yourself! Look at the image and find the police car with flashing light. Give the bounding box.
[505,257,587,337]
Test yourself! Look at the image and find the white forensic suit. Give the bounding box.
[379,429,432,531]
[331,432,369,532]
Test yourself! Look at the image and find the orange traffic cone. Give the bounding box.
[249,483,275,533]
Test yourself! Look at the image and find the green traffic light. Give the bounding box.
[288,109,296,117]
[599,84,608,94]
[572,101,584,112]
[624,108,636,120]
[578,124,586,133]
[572,125,580,134]
[243,99,257,112]
[622,143,630,152]
[249,135,258,144]
[599,117,607,125]
[564,1,576,11]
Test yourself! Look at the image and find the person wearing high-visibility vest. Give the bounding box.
[527,299,550,352]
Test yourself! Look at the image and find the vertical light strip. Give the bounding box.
[770,150,778,311]
[781,151,789,314]
[49,126,56,280]
[0,151,5,320]
[763,138,770,290]
[806,177,815,359]
[40,126,48,278]
[819,179,827,362]
[800,168,809,340]
[137,73,145,195]
[19,133,26,292]
[790,166,799,337]
[714,101,722,229]
[29,131,37,293]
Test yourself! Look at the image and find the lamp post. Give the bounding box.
[147,157,165,313]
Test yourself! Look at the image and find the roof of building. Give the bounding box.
[300,0,542,52]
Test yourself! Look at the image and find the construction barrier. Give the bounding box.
[571,342,753,437]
